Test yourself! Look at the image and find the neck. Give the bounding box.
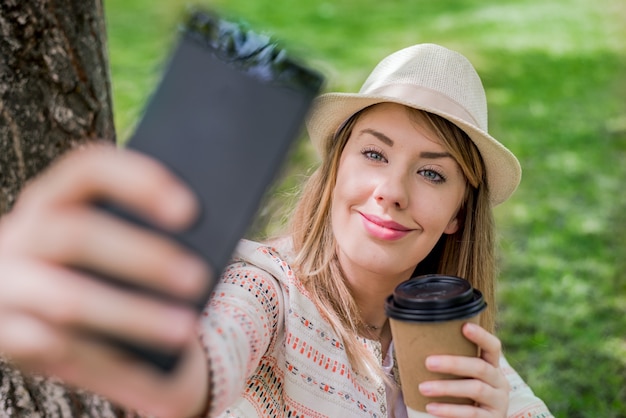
[362,318,393,358]
[337,251,412,333]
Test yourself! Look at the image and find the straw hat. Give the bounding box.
[306,43,521,206]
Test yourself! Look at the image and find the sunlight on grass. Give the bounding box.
[601,338,626,367]
[456,0,624,55]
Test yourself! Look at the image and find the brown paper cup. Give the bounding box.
[385,275,487,413]
[390,314,481,412]
[405,407,437,418]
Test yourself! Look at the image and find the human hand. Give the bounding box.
[418,322,510,417]
[0,145,211,417]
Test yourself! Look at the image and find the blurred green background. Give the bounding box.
[103,0,626,416]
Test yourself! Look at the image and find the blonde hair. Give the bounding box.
[289,104,496,379]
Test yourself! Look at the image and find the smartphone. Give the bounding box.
[91,10,323,371]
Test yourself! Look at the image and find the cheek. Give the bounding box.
[410,195,462,234]
[331,180,357,225]
[331,164,371,235]
[333,162,365,207]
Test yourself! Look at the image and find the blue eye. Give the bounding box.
[361,147,387,162]
[419,168,446,184]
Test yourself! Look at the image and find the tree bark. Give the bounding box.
[0,0,115,214]
[0,358,135,418]
[0,1,136,416]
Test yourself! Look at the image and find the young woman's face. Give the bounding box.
[331,103,467,281]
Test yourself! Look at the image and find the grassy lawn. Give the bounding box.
[104,0,626,416]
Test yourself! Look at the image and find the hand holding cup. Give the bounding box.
[386,275,508,417]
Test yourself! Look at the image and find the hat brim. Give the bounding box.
[306,92,521,206]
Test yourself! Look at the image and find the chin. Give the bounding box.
[353,250,413,277]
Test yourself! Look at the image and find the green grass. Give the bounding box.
[104,0,626,416]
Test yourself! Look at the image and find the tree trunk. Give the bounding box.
[0,0,115,214]
[0,1,136,416]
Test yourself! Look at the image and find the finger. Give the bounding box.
[18,207,209,300]
[0,260,198,349]
[18,144,199,231]
[0,311,69,371]
[1,319,207,418]
[462,322,502,367]
[425,355,504,388]
[419,378,503,409]
[46,335,209,418]
[425,401,490,418]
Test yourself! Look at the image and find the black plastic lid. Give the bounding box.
[385,275,487,322]
[393,275,473,309]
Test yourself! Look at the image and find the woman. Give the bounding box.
[0,44,552,417]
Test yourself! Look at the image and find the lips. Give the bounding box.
[359,212,414,240]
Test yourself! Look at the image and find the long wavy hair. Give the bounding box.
[289,104,495,378]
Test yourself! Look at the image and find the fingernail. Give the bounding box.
[162,187,199,228]
[419,382,433,395]
[425,403,439,413]
[426,356,440,369]
[464,322,478,334]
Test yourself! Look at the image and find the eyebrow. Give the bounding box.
[361,128,394,146]
[360,128,453,159]
[420,151,453,159]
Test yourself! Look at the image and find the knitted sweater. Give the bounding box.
[199,239,553,417]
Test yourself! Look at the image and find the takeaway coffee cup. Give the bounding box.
[385,274,487,416]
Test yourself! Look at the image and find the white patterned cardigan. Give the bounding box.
[199,239,554,418]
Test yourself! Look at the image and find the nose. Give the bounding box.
[373,172,409,210]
